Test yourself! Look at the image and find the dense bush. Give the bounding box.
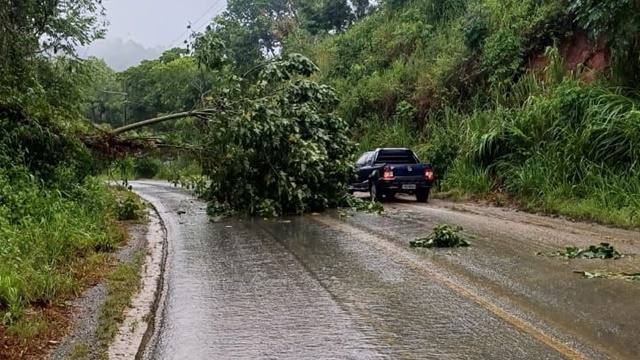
[198,54,357,216]
[133,156,162,179]
[431,70,640,226]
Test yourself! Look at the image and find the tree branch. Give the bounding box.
[112,110,213,134]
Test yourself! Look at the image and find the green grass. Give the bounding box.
[68,342,90,360]
[349,73,640,229]
[0,168,126,325]
[5,315,49,341]
[96,252,144,353]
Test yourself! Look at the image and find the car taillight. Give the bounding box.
[424,169,434,180]
[383,167,394,179]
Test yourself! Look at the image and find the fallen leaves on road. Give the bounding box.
[340,198,384,216]
[410,224,469,248]
[540,243,629,260]
[573,271,640,281]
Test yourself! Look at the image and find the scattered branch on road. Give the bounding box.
[573,271,640,281]
[410,224,469,248]
[540,243,629,260]
[345,198,384,214]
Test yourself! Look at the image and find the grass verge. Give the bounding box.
[96,252,145,356]
[0,171,146,359]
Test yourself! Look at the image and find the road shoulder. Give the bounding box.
[47,202,167,360]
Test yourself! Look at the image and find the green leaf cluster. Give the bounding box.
[574,271,640,281]
[552,243,625,260]
[410,224,469,248]
[200,53,356,216]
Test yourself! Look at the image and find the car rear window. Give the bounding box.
[375,150,418,164]
[356,152,372,166]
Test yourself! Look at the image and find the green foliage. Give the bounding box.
[0,168,123,324]
[156,157,203,183]
[568,0,640,85]
[198,53,356,216]
[298,0,354,34]
[133,157,162,179]
[574,271,640,281]
[115,53,210,127]
[410,224,469,248]
[116,192,143,221]
[481,29,525,86]
[346,197,385,214]
[462,10,489,51]
[548,243,626,260]
[0,109,96,182]
[438,73,640,226]
[0,0,106,80]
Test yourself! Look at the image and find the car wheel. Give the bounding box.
[416,188,430,203]
[370,181,381,202]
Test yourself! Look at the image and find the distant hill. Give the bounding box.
[81,38,164,71]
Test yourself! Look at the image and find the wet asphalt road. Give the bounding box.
[131,181,640,360]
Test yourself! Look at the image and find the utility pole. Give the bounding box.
[101,89,128,126]
[122,81,128,126]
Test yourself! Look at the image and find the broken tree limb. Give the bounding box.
[113,110,213,134]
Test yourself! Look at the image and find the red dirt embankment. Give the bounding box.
[529,32,608,81]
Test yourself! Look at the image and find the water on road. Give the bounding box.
[132,181,640,360]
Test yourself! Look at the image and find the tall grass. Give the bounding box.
[438,65,640,227]
[0,167,123,324]
[355,119,423,154]
[350,53,640,227]
[289,0,640,227]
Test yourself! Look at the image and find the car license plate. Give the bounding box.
[402,184,416,190]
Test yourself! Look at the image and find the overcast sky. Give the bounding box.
[103,0,227,47]
[83,0,227,70]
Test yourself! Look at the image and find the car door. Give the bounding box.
[357,151,375,184]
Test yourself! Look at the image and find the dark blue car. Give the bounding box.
[349,148,435,202]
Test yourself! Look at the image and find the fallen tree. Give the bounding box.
[88,53,357,216]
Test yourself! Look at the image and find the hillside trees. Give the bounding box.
[197,0,369,78]
[0,0,108,181]
[276,0,640,226]
[0,0,135,339]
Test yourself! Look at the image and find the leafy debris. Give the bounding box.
[347,197,384,214]
[543,243,627,260]
[573,271,640,281]
[410,224,469,248]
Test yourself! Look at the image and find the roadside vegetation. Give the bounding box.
[280,0,640,228]
[97,252,144,352]
[78,0,640,227]
[2,0,639,352]
[0,2,149,358]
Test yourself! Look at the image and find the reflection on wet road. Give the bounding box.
[132,181,640,360]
